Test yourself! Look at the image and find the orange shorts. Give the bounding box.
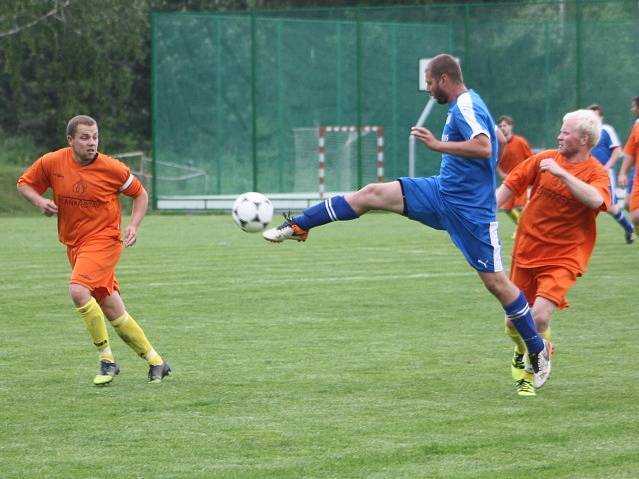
[509,263,577,309]
[67,238,123,303]
[502,191,527,210]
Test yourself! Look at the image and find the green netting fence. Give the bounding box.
[151,0,639,206]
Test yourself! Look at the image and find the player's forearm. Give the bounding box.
[495,184,515,208]
[619,153,635,176]
[128,189,149,228]
[604,147,621,169]
[561,176,604,209]
[17,184,45,208]
[436,136,491,160]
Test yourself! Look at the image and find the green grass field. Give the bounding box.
[1,212,638,478]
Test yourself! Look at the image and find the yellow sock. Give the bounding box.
[111,312,163,366]
[506,209,520,225]
[76,298,114,362]
[540,326,551,342]
[505,325,527,354]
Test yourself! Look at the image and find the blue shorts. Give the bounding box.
[398,176,503,273]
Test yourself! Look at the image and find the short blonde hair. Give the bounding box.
[563,109,601,148]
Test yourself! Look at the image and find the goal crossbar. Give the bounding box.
[318,125,384,198]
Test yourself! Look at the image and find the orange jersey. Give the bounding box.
[623,119,639,162]
[17,147,143,247]
[624,120,639,203]
[503,149,611,274]
[499,134,533,174]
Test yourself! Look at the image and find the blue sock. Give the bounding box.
[504,292,543,354]
[613,210,634,233]
[294,195,359,230]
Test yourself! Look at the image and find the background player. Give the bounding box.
[496,115,533,235]
[619,96,639,229]
[587,104,635,243]
[262,53,551,393]
[497,109,610,396]
[17,115,171,385]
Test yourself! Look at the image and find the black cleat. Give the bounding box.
[94,360,120,386]
[148,362,171,383]
[625,230,635,244]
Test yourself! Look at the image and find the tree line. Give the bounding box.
[1,0,442,158]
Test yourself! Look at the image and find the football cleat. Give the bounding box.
[148,362,172,383]
[511,348,526,381]
[525,339,554,389]
[93,360,120,386]
[515,374,536,397]
[625,229,635,244]
[262,213,308,242]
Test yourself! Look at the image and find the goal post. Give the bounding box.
[316,125,384,198]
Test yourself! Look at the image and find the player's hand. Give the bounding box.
[38,199,58,216]
[618,172,628,188]
[124,225,138,247]
[411,126,440,150]
[539,158,565,178]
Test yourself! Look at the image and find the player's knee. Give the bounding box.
[353,183,385,210]
[360,182,385,199]
[69,283,91,307]
[481,274,502,297]
[534,313,551,332]
[530,306,552,331]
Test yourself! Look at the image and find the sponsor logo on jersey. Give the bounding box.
[73,180,87,194]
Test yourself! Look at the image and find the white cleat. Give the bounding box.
[262,214,308,242]
[525,339,554,389]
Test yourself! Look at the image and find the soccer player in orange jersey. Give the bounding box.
[17,115,171,385]
[496,115,533,231]
[496,109,611,396]
[618,96,639,229]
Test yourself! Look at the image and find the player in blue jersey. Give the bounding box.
[587,104,635,243]
[263,53,551,395]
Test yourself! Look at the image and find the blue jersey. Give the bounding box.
[591,124,621,165]
[438,89,498,223]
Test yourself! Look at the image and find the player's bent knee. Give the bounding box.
[355,181,402,213]
[69,283,92,307]
[534,314,551,331]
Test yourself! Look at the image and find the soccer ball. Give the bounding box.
[231,192,274,233]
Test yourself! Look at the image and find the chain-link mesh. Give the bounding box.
[152,1,639,202]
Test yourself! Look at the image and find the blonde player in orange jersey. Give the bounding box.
[17,115,171,385]
[496,115,533,231]
[496,109,611,396]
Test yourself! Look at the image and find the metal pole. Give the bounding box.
[356,6,363,189]
[250,9,258,192]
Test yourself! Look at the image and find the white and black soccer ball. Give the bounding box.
[231,192,274,233]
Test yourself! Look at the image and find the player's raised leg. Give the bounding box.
[262,180,404,242]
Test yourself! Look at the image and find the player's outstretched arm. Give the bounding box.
[17,184,58,216]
